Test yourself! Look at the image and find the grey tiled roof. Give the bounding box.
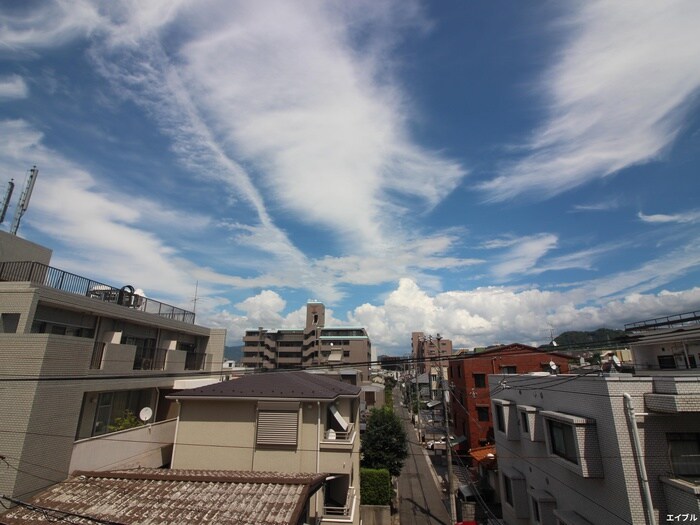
[170,370,361,400]
[0,469,327,525]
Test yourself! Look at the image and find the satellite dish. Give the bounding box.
[549,361,558,374]
[139,407,153,423]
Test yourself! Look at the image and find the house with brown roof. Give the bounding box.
[0,468,326,525]
[168,370,362,525]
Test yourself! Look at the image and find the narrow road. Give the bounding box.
[395,394,452,525]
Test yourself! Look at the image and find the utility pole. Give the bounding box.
[438,333,457,524]
[415,363,422,444]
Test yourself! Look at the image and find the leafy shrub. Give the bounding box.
[360,468,391,505]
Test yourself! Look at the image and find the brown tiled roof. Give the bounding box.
[170,370,361,400]
[469,445,497,468]
[0,469,326,525]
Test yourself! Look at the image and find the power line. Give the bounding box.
[0,494,126,525]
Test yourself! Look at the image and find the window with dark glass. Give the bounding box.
[668,432,700,477]
[473,374,486,388]
[495,404,505,432]
[548,419,578,464]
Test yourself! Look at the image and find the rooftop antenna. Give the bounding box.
[0,179,14,224]
[10,166,39,235]
[192,280,199,313]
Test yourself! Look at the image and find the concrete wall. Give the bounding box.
[0,231,53,265]
[359,505,391,525]
[69,419,176,472]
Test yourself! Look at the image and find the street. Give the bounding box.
[395,394,452,525]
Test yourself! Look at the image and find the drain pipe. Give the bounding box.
[623,393,656,525]
[316,401,321,516]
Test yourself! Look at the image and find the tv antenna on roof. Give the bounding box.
[10,166,39,235]
[0,179,14,224]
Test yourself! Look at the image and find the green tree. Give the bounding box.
[361,407,408,477]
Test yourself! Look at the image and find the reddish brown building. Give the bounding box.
[448,343,571,451]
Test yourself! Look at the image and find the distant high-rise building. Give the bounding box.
[241,302,372,378]
[411,331,452,398]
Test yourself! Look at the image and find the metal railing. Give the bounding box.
[625,310,700,332]
[184,352,205,371]
[134,347,168,371]
[323,423,354,442]
[0,261,195,324]
[323,486,355,518]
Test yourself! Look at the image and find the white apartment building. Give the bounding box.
[0,231,226,501]
[490,312,700,525]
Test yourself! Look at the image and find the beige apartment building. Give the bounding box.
[242,301,372,379]
[169,370,362,525]
[490,311,700,525]
[0,231,225,501]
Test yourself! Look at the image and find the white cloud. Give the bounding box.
[0,75,28,100]
[638,210,700,224]
[571,199,620,212]
[490,233,558,279]
[174,0,466,251]
[345,278,700,353]
[0,0,102,50]
[481,0,700,201]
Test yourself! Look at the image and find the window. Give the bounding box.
[501,366,517,374]
[657,355,676,369]
[518,405,542,441]
[532,497,541,523]
[668,433,700,477]
[495,404,506,432]
[1,313,20,333]
[504,474,513,506]
[493,399,518,440]
[256,402,299,447]
[473,374,486,388]
[548,419,578,464]
[477,406,490,422]
[520,411,529,434]
[541,410,603,478]
[501,468,527,518]
[76,388,157,439]
[529,489,556,525]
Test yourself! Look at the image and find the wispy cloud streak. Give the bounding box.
[481,0,700,201]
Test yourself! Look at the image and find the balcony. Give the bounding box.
[322,423,355,442]
[323,485,356,523]
[70,418,176,473]
[0,261,195,324]
[133,347,168,371]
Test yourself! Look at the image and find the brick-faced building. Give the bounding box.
[448,343,570,451]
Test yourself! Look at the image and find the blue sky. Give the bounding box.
[1,1,699,354]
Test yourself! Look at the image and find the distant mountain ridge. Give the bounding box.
[552,328,628,348]
[224,345,243,363]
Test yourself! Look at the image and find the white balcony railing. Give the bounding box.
[323,423,354,442]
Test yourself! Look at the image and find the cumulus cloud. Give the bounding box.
[346,278,700,353]
[481,0,700,201]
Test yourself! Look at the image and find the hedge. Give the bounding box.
[360,468,392,505]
